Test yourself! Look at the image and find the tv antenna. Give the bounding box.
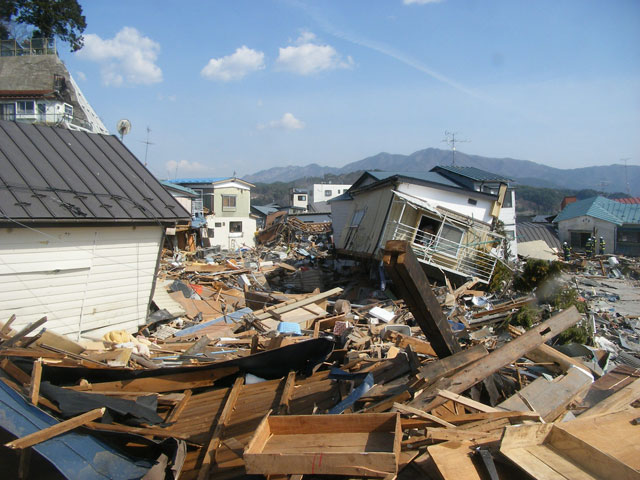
[621,158,631,196]
[139,126,154,167]
[116,119,131,142]
[442,131,469,166]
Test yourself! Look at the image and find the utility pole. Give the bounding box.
[621,158,631,196]
[442,131,470,166]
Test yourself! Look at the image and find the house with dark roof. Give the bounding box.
[554,196,640,256]
[333,166,515,284]
[170,177,257,250]
[0,120,190,338]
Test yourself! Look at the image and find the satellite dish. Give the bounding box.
[116,119,131,141]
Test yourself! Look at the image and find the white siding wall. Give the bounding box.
[397,183,494,223]
[205,215,256,250]
[0,225,163,339]
[313,184,352,203]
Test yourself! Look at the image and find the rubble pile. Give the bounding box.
[0,240,639,479]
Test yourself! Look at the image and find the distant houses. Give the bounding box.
[554,196,640,256]
[170,177,257,250]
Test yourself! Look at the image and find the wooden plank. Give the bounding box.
[5,408,105,449]
[0,314,16,336]
[28,359,42,405]
[278,371,297,415]
[166,389,192,424]
[68,366,238,393]
[382,240,460,358]
[428,440,482,480]
[392,333,437,357]
[410,307,582,412]
[499,366,593,422]
[393,403,455,428]
[436,390,503,413]
[418,344,488,383]
[0,317,47,349]
[85,421,190,440]
[255,288,342,320]
[579,377,640,419]
[197,376,244,480]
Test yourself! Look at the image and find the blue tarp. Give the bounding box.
[0,380,153,479]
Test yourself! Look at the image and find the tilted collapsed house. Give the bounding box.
[333,166,516,284]
[0,120,190,339]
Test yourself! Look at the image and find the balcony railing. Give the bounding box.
[1,38,56,56]
[387,221,499,283]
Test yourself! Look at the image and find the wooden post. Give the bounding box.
[383,241,460,358]
[197,376,244,480]
[29,359,42,405]
[278,371,296,415]
[410,306,583,412]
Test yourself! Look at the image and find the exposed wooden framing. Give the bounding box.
[68,366,238,393]
[0,317,47,349]
[410,307,582,412]
[5,408,106,450]
[278,371,297,415]
[382,240,460,358]
[197,376,244,480]
[28,359,42,405]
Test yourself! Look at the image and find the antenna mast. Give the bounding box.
[442,131,470,165]
[140,126,154,167]
[621,158,631,196]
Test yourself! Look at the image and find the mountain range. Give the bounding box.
[244,148,639,196]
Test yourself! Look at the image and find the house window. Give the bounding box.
[222,195,236,211]
[350,209,366,226]
[64,103,73,118]
[17,101,35,116]
[435,224,464,257]
[618,229,640,244]
[325,190,332,197]
[503,189,514,208]
[215,222,222,227]
[0,103,16,120]
[297,195,306,201]
[415,215,440,246]
[230,221,242,233]
[468,198,477,205]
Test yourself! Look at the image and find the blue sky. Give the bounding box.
[58,0,640,180]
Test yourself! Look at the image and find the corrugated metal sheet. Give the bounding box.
[0,120,189,223]
[0,380,153,480]
[554,196,640,225]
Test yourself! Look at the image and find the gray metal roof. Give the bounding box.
[433,165,512,182]
[516,222,561,250]
[0,120,190,224]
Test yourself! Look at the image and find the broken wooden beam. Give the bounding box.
[5,407,105,450]
[383,241,460,358]
[410,306,583,412]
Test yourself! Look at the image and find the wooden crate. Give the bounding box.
[500,410,640,479]
[244,412,401,477]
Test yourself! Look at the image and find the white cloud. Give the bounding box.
[201,46,265,81]
[403,0,442,4]
[258,113,305,130]
[276,31,352,75]
[166,159,208,175]
[75,71,86,81]
[76,27,162,86]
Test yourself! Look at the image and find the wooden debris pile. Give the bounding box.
[0,239,639,479]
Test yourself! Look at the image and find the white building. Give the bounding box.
[0,121,189,339]
[171,177,257,250]
[313,184,352,204]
